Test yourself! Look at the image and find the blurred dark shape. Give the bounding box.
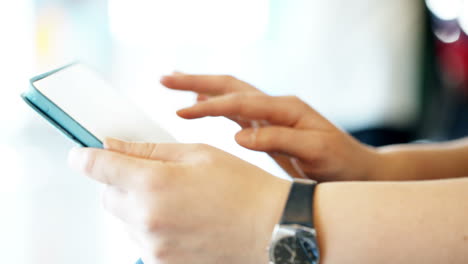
[352,2,468,147]
[351,127,414,147]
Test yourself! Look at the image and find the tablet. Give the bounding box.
[22,63,176,148]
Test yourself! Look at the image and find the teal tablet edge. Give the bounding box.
[22,63,104,149]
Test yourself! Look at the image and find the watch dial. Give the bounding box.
[272,236,315,264]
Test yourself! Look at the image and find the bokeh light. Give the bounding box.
[108,0,269,49]
[426,0,462,20]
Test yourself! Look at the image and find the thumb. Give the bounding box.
[235,127,319,161]
[68,146,156,189]
[104,138,159,160]
[103,137,198,162]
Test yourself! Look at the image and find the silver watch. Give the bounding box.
[269,179,319,264]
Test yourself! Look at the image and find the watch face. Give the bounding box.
[272,235,318,264]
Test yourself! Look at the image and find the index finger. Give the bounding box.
[160,74,258,95]
[68,147,175,190]
[177,93,321,128]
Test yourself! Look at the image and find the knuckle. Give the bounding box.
[131,166,159,190]
[253,128,273,148]
[308,136,328,161]
[282,96,309,125]
[185,143,215,163]
[190,143,210,153]
[142,143,158,159]
[153,249,170,262]
[243,91,263,102]
[223,75,241,92]
[144,216,162,233]
[222,74,237,83]
[129,142,158,159]
[136,167,162,191]
[233,92,247,99]
[151,240,173,261]
[140,165,178,192]
[235,93,251,112]
[285,95,305,105]
[141,209,167,233]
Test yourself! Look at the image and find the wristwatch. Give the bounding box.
[269,178,319,264]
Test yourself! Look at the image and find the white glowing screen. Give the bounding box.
[33,64,176,143]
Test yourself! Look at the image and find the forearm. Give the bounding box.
[370,137,468,181]
[314,177,468,264]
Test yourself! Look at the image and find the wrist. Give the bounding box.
[252,177,291,263]
[351,143,382,181]
[269,178,320,263]
[372,146,409,181]
[265,177,293,229]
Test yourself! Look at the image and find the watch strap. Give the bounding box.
[280,179,317,228]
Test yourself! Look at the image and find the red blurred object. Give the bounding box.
[436,30,468,95]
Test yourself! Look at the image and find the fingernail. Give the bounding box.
[68,147,89,171]
[160,75,174,82]
[235,129,255,146]
[197,94,209,101]
[103,137,115,149]
[103,137,126,151]
[176,108,191,118]
[251,127,258,144]
[172,71,185,76]
[250,120,260,129]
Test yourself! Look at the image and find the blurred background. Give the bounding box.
[0,0,467,263]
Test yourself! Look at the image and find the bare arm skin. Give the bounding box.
[161,73,468,182]
[372,138,468,181]
[316,177,468,264]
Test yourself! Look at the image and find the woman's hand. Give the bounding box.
[68,138,291,264]
[161,74,378,182]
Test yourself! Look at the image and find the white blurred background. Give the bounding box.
[3,0,464,263]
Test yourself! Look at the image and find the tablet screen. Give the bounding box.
[33,63,176,143]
